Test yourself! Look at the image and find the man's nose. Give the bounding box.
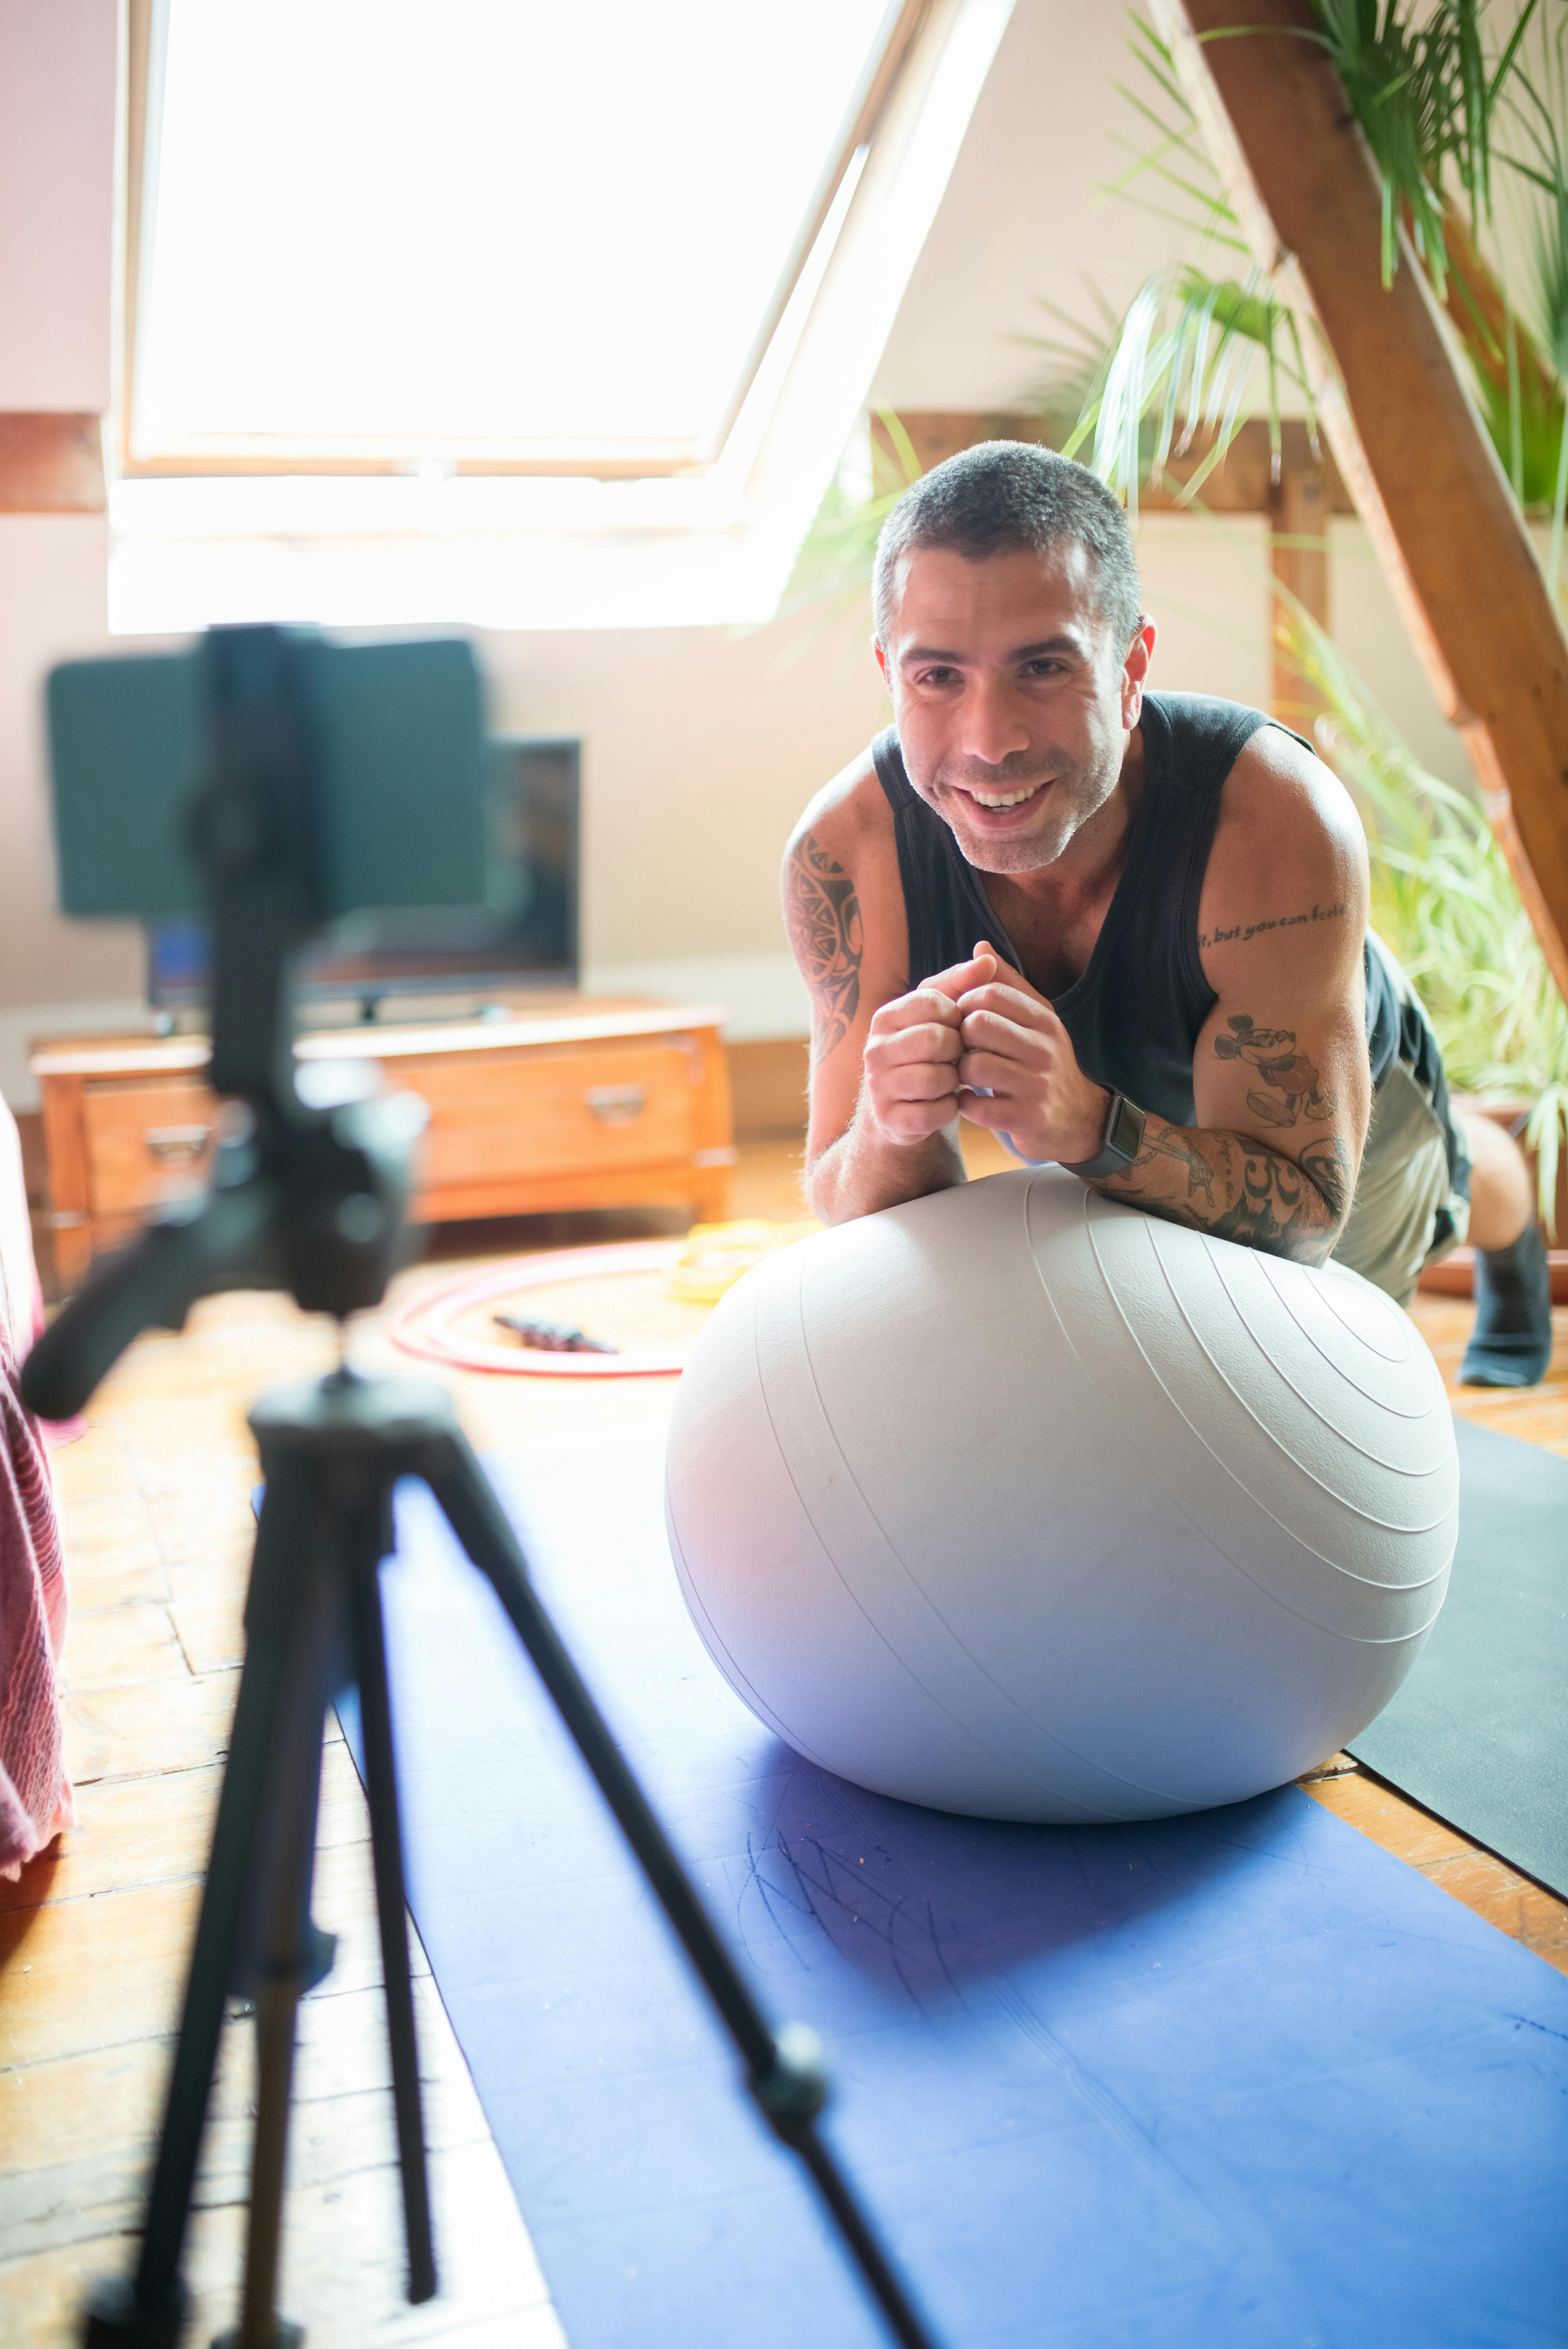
[960,677,1030,767]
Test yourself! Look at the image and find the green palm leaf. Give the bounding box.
[1279,591,1568,1230]
[1075,5,1568,582]
[1051,262,1314,508]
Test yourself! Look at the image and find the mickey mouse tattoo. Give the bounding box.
[1214,1013,1338,1129]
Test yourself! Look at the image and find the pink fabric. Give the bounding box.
[0,1102,73,1880]
[0,1329,72,1879]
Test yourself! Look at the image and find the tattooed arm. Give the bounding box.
[782,771,987,1223]
[1105,731,1374,1261]
[953,729,1373,1265]
[784,832,864,1059]
[1090,1005,1358,1262]
[1091,1107,1357,1265]
[951,950,1364,1264]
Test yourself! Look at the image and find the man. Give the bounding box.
[783,441,1551,1387]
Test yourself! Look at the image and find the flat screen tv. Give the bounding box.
[147,735,579,1016]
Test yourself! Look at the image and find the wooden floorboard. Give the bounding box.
[2,1131,1564,2344]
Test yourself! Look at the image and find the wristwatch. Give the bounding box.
[1061,1090,1147,1181]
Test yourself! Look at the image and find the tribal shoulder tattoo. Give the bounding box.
[786,831,863,1059]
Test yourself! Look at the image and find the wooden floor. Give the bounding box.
[2,1134,1565,2346]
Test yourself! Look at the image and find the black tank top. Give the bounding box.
[871,690,1404,1128]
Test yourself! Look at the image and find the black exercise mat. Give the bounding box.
[1349,1415,1568,1898]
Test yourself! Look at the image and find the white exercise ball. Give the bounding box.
[664,1169,1457,1823]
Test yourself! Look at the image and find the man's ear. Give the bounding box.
[1121,615,1156,726]
[873,636,892,696]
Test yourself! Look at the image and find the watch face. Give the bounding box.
[1108,1095,1146,1162]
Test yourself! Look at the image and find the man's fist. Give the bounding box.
[954,941,1109,1164]
[861,948,997,1149]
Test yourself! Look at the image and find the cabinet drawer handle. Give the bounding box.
[144,1124,212,1164]
[584,1085,647,1126]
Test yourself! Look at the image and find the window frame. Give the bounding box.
[118,0,929,481]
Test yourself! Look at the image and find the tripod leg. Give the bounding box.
[421,1438,941,2349]
[220,1495,342,2349]
[85,1464,321,2349]
[226,1811,336,2349]
[233,1985,305,2349]
[348,1563,436,2305]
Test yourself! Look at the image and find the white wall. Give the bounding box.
[0,0,1499,1108]
[483,603,891,1041]
[873,0,1198,412]
[0,1,116,413]
[0,0,138,1103]
[0,515,129,1007]
[1329,520,1480,793]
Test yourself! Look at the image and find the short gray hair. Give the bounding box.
[872,440,1142,653]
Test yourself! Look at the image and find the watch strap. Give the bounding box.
[1060,1091,1147,1181]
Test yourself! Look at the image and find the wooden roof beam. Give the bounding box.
[1155,0,1568,998]
[871,412,1352,513]
[0,415,105,513]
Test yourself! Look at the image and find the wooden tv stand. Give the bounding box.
[31,996,735,1290]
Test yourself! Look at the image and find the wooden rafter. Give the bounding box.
[873,411,1351,515]
[0,415,106,513]
[1156,0,1568,1000]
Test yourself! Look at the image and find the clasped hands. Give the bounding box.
[861,942,1110,1166]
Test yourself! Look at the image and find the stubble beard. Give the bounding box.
[927,737,1121,876]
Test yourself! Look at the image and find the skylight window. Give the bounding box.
[126,0,907,475]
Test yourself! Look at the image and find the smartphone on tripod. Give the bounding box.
[26,625,937,2349]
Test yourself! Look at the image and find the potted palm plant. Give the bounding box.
[1279,601,1568,1286]
[1048,9,1568,572]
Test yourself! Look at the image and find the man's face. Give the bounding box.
[874,540,1153,876]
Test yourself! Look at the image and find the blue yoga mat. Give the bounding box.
[369,1431,1568,2349]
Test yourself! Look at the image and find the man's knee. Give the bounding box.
[1455,1109,1533,1253]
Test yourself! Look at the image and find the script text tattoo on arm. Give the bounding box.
[1197,900,1349,952]
[786,832,863,1060]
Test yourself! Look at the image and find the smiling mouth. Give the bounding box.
[953,779,1047,813]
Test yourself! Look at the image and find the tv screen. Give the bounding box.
[147,735,579,1012]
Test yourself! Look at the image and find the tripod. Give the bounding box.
[23,629,939,2349]
[70,1369,939,2349]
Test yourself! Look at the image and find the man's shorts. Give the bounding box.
[1331,933,1472,1308]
